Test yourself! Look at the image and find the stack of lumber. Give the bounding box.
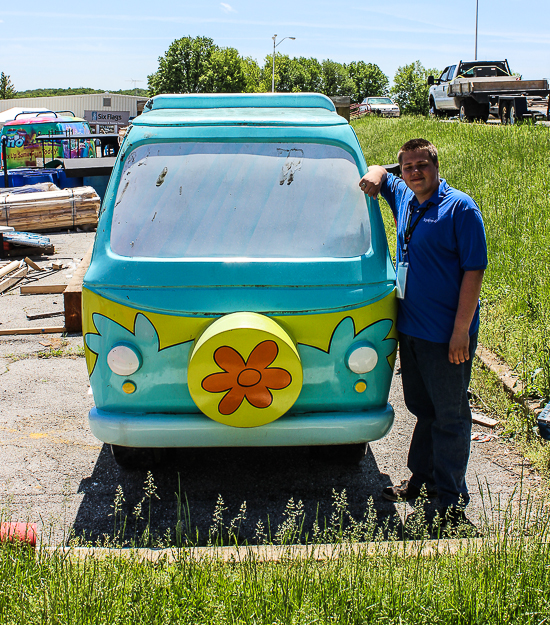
[0,186,100,232]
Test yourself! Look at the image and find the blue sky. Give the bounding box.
[1,0,548,91]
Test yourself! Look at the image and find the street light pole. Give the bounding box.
[272,34,296,93]
[475,0,479,60]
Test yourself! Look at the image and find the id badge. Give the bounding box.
[396,262,408,299]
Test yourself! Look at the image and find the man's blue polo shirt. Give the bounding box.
[380,174,488,343]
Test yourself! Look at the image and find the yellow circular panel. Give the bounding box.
[354,380,367,394]
[188,312,303,428]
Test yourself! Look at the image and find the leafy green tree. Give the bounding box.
[262,56,352,96]
[260,54,295,93]
[0,72,17,99]
[199,47,247,93]
[391,61,439,115]
[240,57,262,93]
[320,60,355,97]
[148,36,259,95]
[346,61,389,102]
[148,36,218,95]
[289,57,323,93]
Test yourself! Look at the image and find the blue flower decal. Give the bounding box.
[297,317,396,408]
[85,313,194,410]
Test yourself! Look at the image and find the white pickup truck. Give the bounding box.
[428,60,549,124]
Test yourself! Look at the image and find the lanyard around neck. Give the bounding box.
[403,202,431,255]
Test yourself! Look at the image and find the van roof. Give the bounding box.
[134,93,347,127]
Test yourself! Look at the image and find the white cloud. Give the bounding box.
[220,3,236,13]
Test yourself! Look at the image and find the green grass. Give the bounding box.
[2,489,550,624]
[353,116,550,403]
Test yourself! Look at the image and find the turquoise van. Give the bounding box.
[83,93,397,467]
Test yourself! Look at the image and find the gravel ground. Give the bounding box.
[0,231,542,545]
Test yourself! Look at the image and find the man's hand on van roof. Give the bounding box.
[359,166,388,200]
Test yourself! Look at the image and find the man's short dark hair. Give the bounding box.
[397,138,438,167]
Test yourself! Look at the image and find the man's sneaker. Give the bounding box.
[382,479,437,502]
[436,506,479,537]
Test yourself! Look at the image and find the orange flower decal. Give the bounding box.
[201,340,292,415]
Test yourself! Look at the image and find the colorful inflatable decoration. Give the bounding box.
[0,114,96,168]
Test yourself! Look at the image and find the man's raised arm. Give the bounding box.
[359,166,388,200]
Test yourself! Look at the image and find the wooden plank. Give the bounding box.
[0,260,21,280]
[0,326,66,336]
[20,284,68,295]
[24,257,45,271]
[26,310,64,321]
[0,266,28,294]
[64,244,94,333]
[471,412,499,429]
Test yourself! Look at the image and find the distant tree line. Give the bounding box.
[148,36,439,115]
[1,41,439,116]
[147,36,390,105]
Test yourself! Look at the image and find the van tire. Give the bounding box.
[110,444,162,469]
[310,442,368,465]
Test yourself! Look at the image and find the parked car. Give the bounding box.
[359,97,400,117]
[82,93,398,467]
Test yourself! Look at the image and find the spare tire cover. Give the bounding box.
[188,312,303,428]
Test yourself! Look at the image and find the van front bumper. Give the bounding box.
[88,405,394,448]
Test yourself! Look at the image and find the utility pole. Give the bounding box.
[271,35,296,93]
[475,0,479,60]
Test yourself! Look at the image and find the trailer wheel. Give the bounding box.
[500,105,509,125]
[459,103,471,122]
[509,104,517,125]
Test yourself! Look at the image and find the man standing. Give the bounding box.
[359,138,487,528]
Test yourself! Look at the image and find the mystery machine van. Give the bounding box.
[82,93,397,467]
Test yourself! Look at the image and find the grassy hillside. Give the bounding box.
[353,116,550,404]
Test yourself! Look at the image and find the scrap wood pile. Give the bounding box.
[0,257,45,295]
[0,185,100,232]
[0,257,68,335]
[0,244,91,335]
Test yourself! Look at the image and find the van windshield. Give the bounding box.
[110,142,371,259]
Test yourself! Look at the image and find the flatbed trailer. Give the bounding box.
[448,78,550,123]
[428,61,550,124]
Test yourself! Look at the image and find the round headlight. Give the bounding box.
[107,344,142,376]
[346,344,378,374]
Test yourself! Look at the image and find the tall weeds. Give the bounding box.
[1,483,550,624]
